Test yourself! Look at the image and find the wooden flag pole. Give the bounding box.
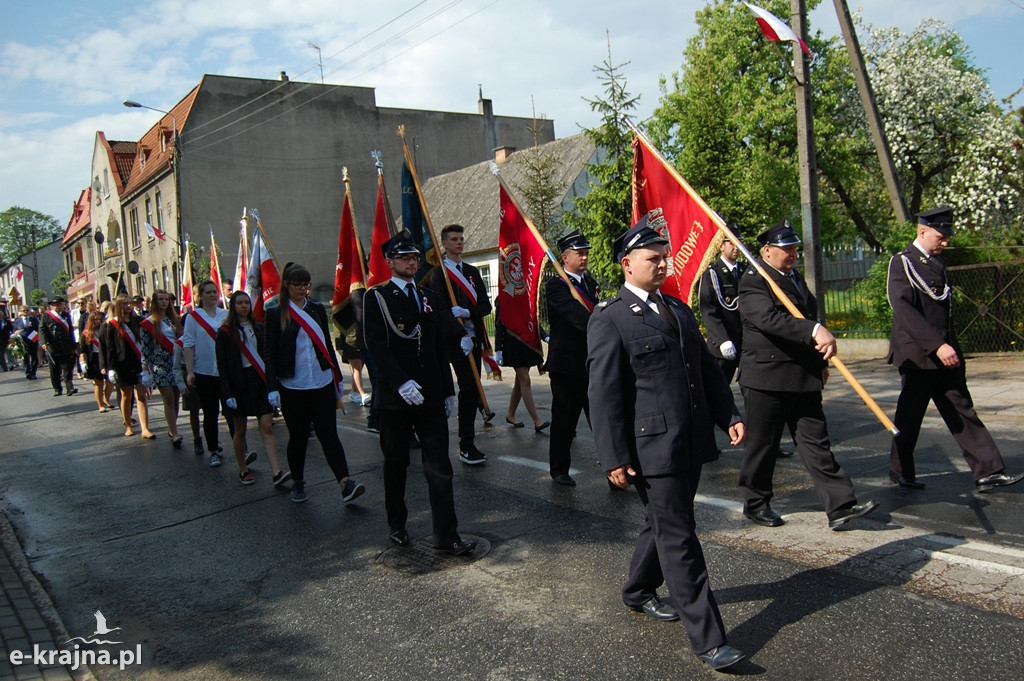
[248,209,283,271]
[627,122,897,435]
[398,126,493,418]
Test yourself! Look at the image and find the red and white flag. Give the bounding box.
[366,176,395,288]
[744,2,812,57]
[209,231,227,306]
[331,181,368,335]
[244,230,280,322]
[631,134,724,305]
[496,179,546,353]
[180,241,194,312]
[232,219,248,294]
[15,266,23,281]
[144,221,166,242]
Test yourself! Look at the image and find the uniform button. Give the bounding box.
[640,427,646,432]
[690,384,696,389]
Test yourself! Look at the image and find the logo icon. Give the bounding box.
[65,610,122,645]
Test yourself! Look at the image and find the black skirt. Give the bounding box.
[232,366,272,417]
[500,332,543,369]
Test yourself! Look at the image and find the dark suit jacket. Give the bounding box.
[698,258,745,358]
[264,298,338,392]
[425,260,492,348]
[39,310,75,356]
[886,243,956,371]
[363,281,456,411]
[544,272,598,378]
[737,260,825,393]
[587,288,740,477]
[14,315,39,349]
[216,321,266,402]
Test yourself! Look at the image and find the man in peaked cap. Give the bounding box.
[587,218,746,670]
[887,207,1022,492]
[544,228,599,486]
[698,223,746,383]
[363,231,475,556]
[39,296,78,397]
[737,219,877,530]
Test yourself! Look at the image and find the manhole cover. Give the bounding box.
[378,534,490,574]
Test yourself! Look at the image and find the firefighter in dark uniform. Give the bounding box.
[588,219,746,671]
[698,225,745,382]
[39,296,78,396]
[887,207,1022,492]
[737,221,877,530]
[363,232,476,556]
[544,230,599,486]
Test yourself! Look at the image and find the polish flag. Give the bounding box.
[244,230,280,322]
[745,2,812,57]
[144,222,166,242]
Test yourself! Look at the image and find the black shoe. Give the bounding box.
[534,421,551,433]
[698,645,745,670]
[552,473,576,487]
[775,447,795,458]
[366,420,380,434]
[744,506,785,527]
[67,388,78,396]
[630,596,679,621]
[389,529,410,546]
[827,500,879,529]
[482,410,496,424]
[434,540,476,556]
[975,471,1024,492]
[506,417,525,428]
[459,448,486,465]
[53,391,62,397]
[889,471,925,489]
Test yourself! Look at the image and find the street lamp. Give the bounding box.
[123,99,182,296]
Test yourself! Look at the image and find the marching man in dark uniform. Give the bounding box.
[364,232,476,556]
[426,223,493,466]
[39,296,78,396]
[544,230,599,486]
[14,305,40,379]
[698,225,745,382]
[737,221,877,530]
[588,219,746,671]
[887,207,1022,492]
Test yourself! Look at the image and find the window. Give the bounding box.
[162,265,170,291]
[477,264,493,299]
[154,190,163,232]
[102,169,109,197]
[129,207,140,249]
[145,197,153,238]
[137,275,146,296]
[152,270,160,293]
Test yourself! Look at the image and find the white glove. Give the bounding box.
[398,380,424,406]
[267,391,281,409]
[225,397,237,410]
[107,369,117,383]
[139,370,152,388]
[494,351,503,365]
[451,306,471,319]
[459,335,473,356]
[719,341,737,361]
[444,395,456,418]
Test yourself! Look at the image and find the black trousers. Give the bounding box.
[548,372,590,477]
[47,353,75,393]
[280,382,350,483]
[739,386,856,515]
[623,466,726,655]
[448,342,483,450]
[194,373,235,449]
[22,341,38,377]
[379,406,460,544]
[890,367,1005,480]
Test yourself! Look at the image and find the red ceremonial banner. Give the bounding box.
[367,179,393,288]
[497,182,545,352]
[332,190,366,309]
[631,135,723,305]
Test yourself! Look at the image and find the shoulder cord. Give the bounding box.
[372,289,422,355]
[709,269,738,311]
[900,254,950,302]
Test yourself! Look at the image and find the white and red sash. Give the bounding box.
[190,308,220,342]
[110,319,143,360]
[444,260,478,305]
[91,336,100,352]
[237,325,266,383]
[140,317,176,354]
[46,310,69,333]
[288,304,342,392]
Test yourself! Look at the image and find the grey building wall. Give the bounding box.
[177,75,555,299]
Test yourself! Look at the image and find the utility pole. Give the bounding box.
[833,0,909,224]
[791,0,825,320]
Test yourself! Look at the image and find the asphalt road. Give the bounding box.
[1,356,1022,680]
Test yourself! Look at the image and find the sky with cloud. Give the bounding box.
[1,0,1021,228]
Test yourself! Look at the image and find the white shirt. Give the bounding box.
[182,306,228,376]
[623,281,664,314]
[279,301,333,391]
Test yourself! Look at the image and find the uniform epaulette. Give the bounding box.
[596,297,620,311]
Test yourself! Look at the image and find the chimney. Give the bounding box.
[494,146,516,163]
[478,86,497,160]
[280,71,289,82]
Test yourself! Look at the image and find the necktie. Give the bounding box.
[789,272,804,297]
[405,283,418,307]
[654,294,680,336]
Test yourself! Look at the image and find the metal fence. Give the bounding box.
[949,258,1024,353]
